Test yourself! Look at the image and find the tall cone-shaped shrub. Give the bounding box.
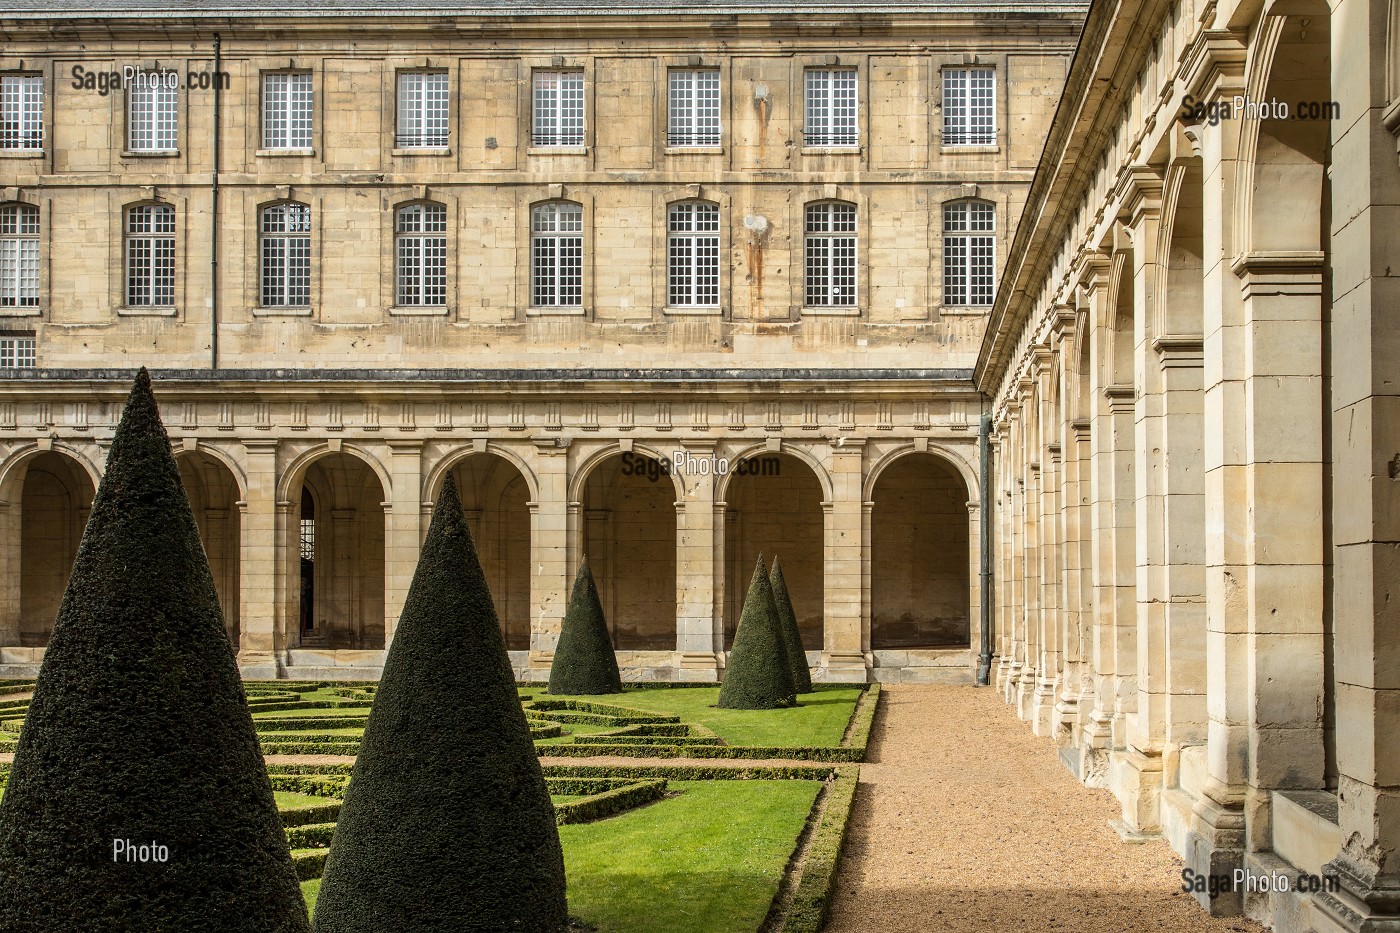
[770,557,814,694]
[0,369,310,933]
[717,556,797,709]
[548,557,622,695]
[312,474,567,933]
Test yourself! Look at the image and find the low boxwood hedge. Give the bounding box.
[552,780,667,826]
[780,767,860,933]
[278,803,342,828]
[286,821,337,849]
[291,848,329,882]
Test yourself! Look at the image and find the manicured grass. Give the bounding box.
[561,780,819,933]
[540,686,862,747]
[301,878,319,913]
[275,791,336,810]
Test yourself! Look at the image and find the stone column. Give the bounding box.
[1113,169,1165,837]
[0,499,19,648]
[1018,378,1042,721]
[528,439,570,675]
[1032,348,1062,736]
[383,440,422,650]
[675,440,719,681]
[822,441,866,681]
[237,439,281,678]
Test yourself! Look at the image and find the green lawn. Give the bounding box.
[275,791,336,810]
[539,686,862,747]
[561,780,819,933]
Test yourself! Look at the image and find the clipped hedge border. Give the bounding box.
[553,779,668,826]
[260,741,361,756]
[538,742,863,762]
[247,699,374,714]
[269,773,351,797]
[285,821,337,849]
[540,764,837,782]
[290,848,328,882]
[252,716,371,731]
[278,803,342,828]
[780,766,860,933]
[267,764,355,777]
[841,683,881,752]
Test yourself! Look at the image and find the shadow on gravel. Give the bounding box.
[826,885,1265,933]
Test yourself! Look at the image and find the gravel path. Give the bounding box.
[825,685,1266,933]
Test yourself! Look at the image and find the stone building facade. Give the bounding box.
[0,2,1082,683]
[979,0,1399,928]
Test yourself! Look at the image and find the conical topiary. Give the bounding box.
[717,556,797,710]
[770,557,814,695]
[548,557,622,695]
[0,369,310,933]
[312,474,567,933]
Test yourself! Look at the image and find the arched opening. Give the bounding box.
[723,452,823,650]
[580,453,676,650]
[176,451,241,650]
[443,455,531,651]
[870,454,970,649]
[294,454,386,650]
[18,452,95,647]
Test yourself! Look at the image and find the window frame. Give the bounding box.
[531,70,586,148]
[941,198,997,308]
[667,69,722,148]
[259,202,312,309]
[529,200,585,310]
[126,78,179,153]
[802,67,859,149]
[261,71,314,151]
[666,200,721,309]
[941,66,997,148]
[393,201,448,308]
[803,200,859,310]
[0,203,41,312]
[124,203,177,309]
[395,71,450,150]
[0,332,35,368]
[0,74,45,153]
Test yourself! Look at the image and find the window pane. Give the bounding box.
[1,75,44,150]
[397,72,448,148]
[805,69,857,146]
[534,71,585,146]
[944,67,995,146]
[669,69,720,146]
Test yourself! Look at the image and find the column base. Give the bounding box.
[674,652,720,683]
[820,651,870,683]
[236,651,284,681]
[1109,746,1163,835]
[1031,676,1058,736]
[1183,782,1247,916]
[1016,666,1037,721]
[1003,660,1023,704]
[1079,706,1114,788]
[994,656,1011,693]
[1312,851,1400,933]
[1052,689,1080,746]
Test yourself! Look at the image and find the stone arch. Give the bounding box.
[863,442,977,503]
[722,451,825,650]
[277,443,392,504]
[290,451,387,650]
[0,442,103,496]
[10,451,96,648]
[1107,248,1136,387]
[869,451,972,649]
[1156,159,1206,340]
[716,442,833,504]
[577,450,678,651]
[424,444,539,503]
[569,442,686,503]
[429,452,532,651]
[1236,0,1331,256]
[175,449,242,649]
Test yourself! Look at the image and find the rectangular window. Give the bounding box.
[942,200,996,306]
[531,203,584,307]
[395,203,447,306]
[668,70,721,147]
[0,334,35,368]
[396,72,449,148]
[533,71,585,147]
[942,67,996,146]
[805,202,857,307]
[668,202,720,307]
[126,205,176,307]
[128,81,178,152]
[0,204,40,308]
[804,68,858,147]
[262,73,313,150]
[260,204,311,307]
[0,75,44,151]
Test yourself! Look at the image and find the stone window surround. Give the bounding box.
[794,55,867,157]
[930,185,1008,315]
[790,183,867,318]
[385,190,456,318]
[249,191,321,318]
[256,67,317,158]
[656,185,731,318]
[520,57,592,158]
[0,71,45,158]
[518,187,592,318]
[111,190,185,318]
[0,190,44,319]
[932,54,1007,154]
[385,59,455,159]
[118,58,182,159]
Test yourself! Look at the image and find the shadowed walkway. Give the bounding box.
[825,685,1265,933]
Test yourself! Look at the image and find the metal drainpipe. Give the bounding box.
[976,410,994,686]
[210,33,221,370]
